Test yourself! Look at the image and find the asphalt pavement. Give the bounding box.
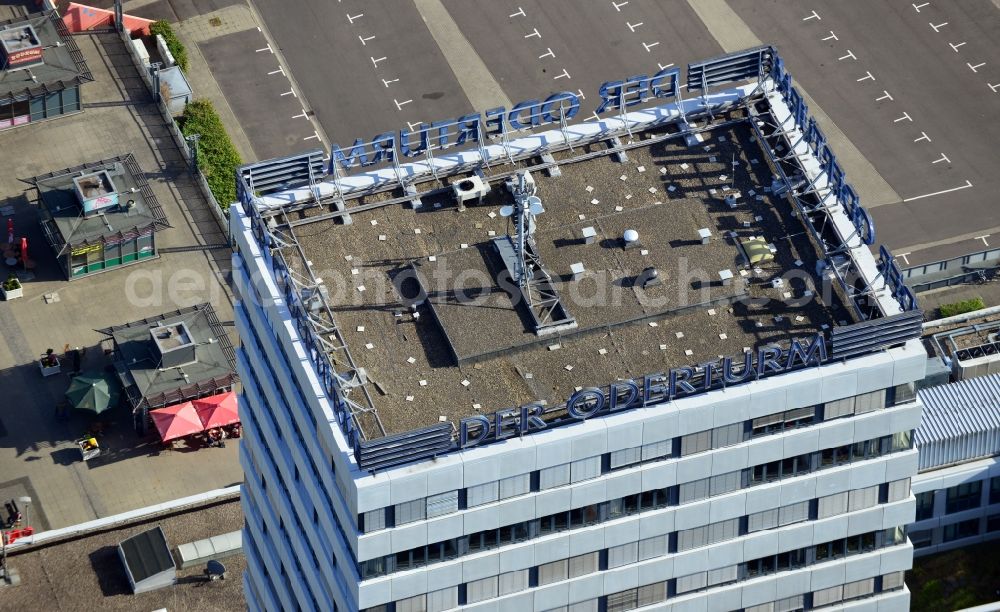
[729,0,1000,267]
[246,0,999,267]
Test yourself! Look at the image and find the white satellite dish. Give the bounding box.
[527,196,544,215]
[499,205,514,218]
[624,229,639,243]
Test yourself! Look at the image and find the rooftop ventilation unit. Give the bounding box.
[73,170,119,216]
[151,321,198,369]
[452,175,490,205]
[0,24,44,69]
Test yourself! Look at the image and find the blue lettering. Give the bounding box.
[519,403,547,434]
[429,119,453,150]
[484,107,506,137]
[785,334,827,369]
[369,131,396,165]
[567,388,605,419]
[493,408,519,441]
[609,381,641,412]
[459,415,491,447]
[722,352,755,385]
[596,79,624,114]
[622,74,650,107]
[648,67,679,98]
[669,366,697,398]
[329,138,370,171]
[643,373,667,404]
[697,361,717,391]
[455,113,481,146]
[756,346,784,377]
[399,124,429,156]
[540,92,581,124]
[508,99,543,130]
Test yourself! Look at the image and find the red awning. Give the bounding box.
[193,391,239,429]
[150,401,204,441]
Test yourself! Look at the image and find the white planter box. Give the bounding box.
[1,285,22,300]
[39,358,61,377]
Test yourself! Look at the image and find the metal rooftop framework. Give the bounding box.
[235,47,922,472]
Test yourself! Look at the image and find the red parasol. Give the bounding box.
[193,391,239,429]
[150,401,204,441]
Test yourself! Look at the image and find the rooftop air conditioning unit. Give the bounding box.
[452,175,490,204]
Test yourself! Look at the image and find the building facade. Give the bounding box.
[909,373,1000,557]
[233,48,925,611]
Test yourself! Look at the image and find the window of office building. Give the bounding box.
[638,534,668,561]
[748,500,808,533]
[848,485,879,512]
[571,456,602,483]
[910,529,933,549]
[991,476,1000,505]
[362,508,386,532]
[677,518,739,552]
[395,499,425,525]
[888,478,910,503]
[467,481,499,507]
[818,491,848,519]
[427,587,458,612]
[943,518,979,542]
[396,594,425,612]
[540,463,570,489]
[610,446,642,469]
[465,576,498,605]
[746,595,806,612]
[538,559,568,586]
[752,406,816,436]
[812,585,843,608]
[988,514,1000,533]
[608,541,638,568]
[426,490,459,518]
[882,571,905,591]
[843,578,875,601]
[946,481,982,514]
[570,552,599,578]
[498,570,528,596]
[499,474,530,500]
[915,491,934,521]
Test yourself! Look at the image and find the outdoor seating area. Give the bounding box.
[150,391,241,449]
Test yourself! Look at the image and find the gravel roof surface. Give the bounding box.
[292,120,854,436]
[3,499,244,611]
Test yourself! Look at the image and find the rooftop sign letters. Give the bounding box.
[458,333,827,449]
[329,67,680,171]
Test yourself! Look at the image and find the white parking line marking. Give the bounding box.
[627,21,643,33]
[931,153,951,164]
[989,83,1000,93]
[914,131,932,143]
[292,110,308,119]
[612,1,629,12]
[359,34,375,46]
[255,45,272,53]
[802,10,821,21]
[577,89,586,100]
[901,180,972,202]
[658,63,674,70]
[407,121,422,131]
[976,235,991,246]
[893,112,912,123]
[876,90,894,101]
[382,78,399,87]
[643,41,660,52]
[896,252,911,265]
[371,56,387,68]
[539,47,555,59]
[912,2,929,12]
[929,21,948,32]
[838,50,856,61]
[822,31,838,41]
[525,28,541,39]
[857,71,875,82]
[589,111,601,121]
[267,66,284,75]
[281,90,296,97]
[304,131,321,142]
[968,62,986,73]
[394,98,413,110]
[346,12,363,24]
[949,41,966,52]
[509,7,525,18]
[553,68,571,80]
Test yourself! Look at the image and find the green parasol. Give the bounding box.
[65,372,121,414]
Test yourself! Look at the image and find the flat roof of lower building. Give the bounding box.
[28,153,169,252]
[0,11,92,103]
[289,114,855,437]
